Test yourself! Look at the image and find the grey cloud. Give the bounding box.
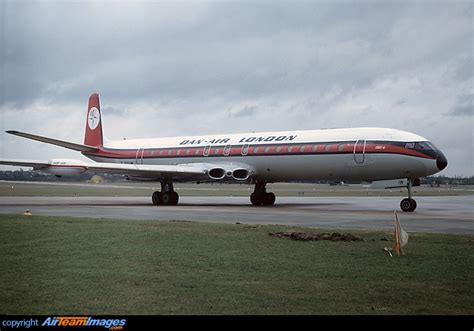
[453,55,473,82]
[452,94,473,116]
[0,1,472,175]
[229,105,257,118]
[0,1,409,106]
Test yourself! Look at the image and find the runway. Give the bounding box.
[0,195,472,234]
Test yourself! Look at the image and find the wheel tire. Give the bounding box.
[160,192,179,206]
[161,192,171,205]
[250,193,263,206]
[152,191,162,205]
[400,198,416,212]
[264,192,276,206]
[170,192,179,206]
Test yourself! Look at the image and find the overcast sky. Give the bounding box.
[0,0,472,176]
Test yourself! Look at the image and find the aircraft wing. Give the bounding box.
[0,159,254,182]
[85,162,209,181]
[0,158,208,180]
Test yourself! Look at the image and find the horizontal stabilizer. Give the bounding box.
[0,159,50,170]
[6,130,98,153]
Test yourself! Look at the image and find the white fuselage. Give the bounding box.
[83,127,442,182]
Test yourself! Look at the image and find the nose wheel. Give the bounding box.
[400,198,417,212]
[400,179,417,212]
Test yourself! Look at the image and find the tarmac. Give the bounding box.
[0,195,473,234]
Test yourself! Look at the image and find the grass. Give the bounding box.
[0,214,473,315]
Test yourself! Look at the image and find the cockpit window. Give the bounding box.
[426,142,437,150]
[415,143,431,151]
[405,142,436,151]
[404,141,439,158]
[415,142,433,151]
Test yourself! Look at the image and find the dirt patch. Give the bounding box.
[269,231,363,242]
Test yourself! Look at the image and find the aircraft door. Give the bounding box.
[203,144,211,156]
[353,140,366,164]
[135,148,145,164]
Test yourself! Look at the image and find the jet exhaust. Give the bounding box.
[208,167,226,180]
[232,168,249,180]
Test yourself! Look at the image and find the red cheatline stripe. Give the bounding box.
[82,141,434,160]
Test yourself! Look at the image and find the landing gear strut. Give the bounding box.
[400,179,417,212]
[152,179,179,206]
[250,181,276,206]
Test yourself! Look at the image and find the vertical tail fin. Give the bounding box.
[84,93,104,147]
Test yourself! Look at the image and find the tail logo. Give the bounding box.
[88,107,100,130]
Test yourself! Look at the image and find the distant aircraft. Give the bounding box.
[0,93,447,211]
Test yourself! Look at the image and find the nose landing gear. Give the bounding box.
[400,179,418,212]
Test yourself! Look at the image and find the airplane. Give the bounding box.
[0,93,448,212]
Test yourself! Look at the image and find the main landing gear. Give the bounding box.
[250,181,276,206]
[152,179,179,206]
[400,179,418,212]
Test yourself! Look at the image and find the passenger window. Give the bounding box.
[325,145,331,151]
[338,144,345,151]
[405,143,415,149]
[300,146,305,152]
[312,145,318,152]
[276,146,281,152]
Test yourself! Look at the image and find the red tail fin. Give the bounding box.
[84,93,104,147]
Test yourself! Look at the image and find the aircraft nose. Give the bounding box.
[436,152,448,171]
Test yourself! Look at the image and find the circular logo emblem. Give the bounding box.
[88,107,100,130]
